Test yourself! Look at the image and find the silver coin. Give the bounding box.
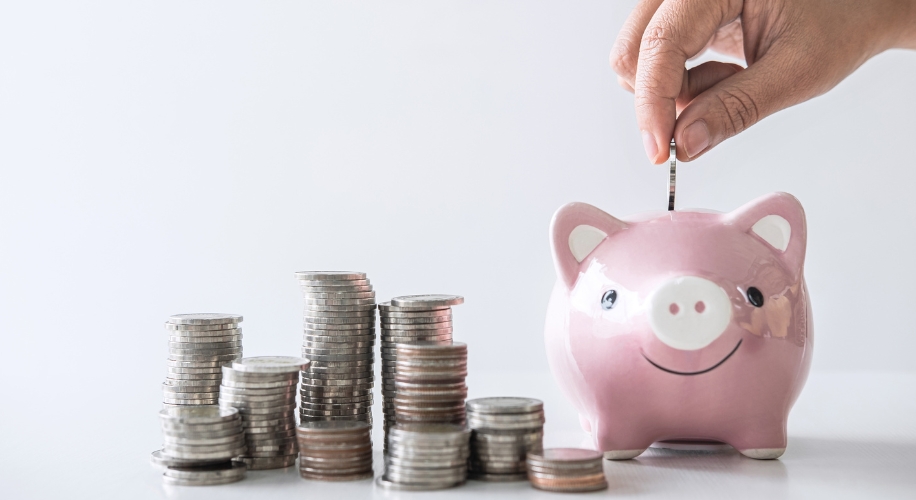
[468,472,528,482]
[158,407,238,425]
[466,397,544,414]
[381,316,451,325]
[390,295,464,308]
[304,304,377,312]
[161,472,245,486]
[307,359,374,368]
[165,373,222,381]
[294,271,367,281]
[169,313,243,326]
[169,354,241,362]
[168,333,242,343]
[169,340,242,349]
[237,454,297,470]
[150,449,228,468]
[302,321,376,330]
[300,284,373,293]
[220,380,298,390]
[166,365,224,374]
[668,138,676,211]
[163,441,246,454]
[165,322,240,332]
[375,476,462,491]
[301,291,375,300]
[219,397,296,409]
[219,385,296,396]
[302,308,376,318]
[303,315,376,324]
[221,366,300,380]
[301,348,374,357]
[166,359,231,368]
[379,310,452,320]
[302,335,376,344]
[304,297,376,306]
[381,320,454,331]
[300,370,373,381]
[161,427,244,440]
[301,352,374,362]
[378,301,449,312]
[218,393,293,404]
[231,356,310,374]
[299,395,373,405]
[162,434,245,447]
[163,379,223,388]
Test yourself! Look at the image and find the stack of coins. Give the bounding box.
[466,397,545,481]
[380,295,464,448]
[163,313,243,407]
[219,357,308,470]
[295,271,376,426]
[297,421,374,481]
[393,343,467,428]
[377,423,470,491]
[151,406,247,486]
[526,448,608,492]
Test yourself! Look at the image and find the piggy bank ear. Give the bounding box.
[726,192,807,277]
[550,203,627,288]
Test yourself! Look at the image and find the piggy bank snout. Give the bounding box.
[648,276,732,351]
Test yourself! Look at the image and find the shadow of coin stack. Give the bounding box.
[466,397,545,481]
[394,343,468,427]
[377,423,470,491]
[152,406,247,486]
[380,295,464,452]
[295,271,377,427]
[219,357,308,470]
[163,313,243,408]
[297,420,374,481]
[526,448,608,492]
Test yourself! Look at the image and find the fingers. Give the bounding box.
[610,0,665,89]
[674,47,808,160]
[634,0,744,163]
[676,61,744,112]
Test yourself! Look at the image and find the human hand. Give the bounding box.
[611,0,916,163]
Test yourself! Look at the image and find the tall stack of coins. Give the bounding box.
[163,314,243,407]
[393,343,468,428]
[297,421,374,481]
[219,357,308,470]
[380,295,464,447]
[526,448,608,492]
[295,271,376,426]
[151,406,247,486]
[376,423,470,491]
[466,397,545,481]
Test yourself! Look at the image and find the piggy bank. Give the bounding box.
[544,192,811,460]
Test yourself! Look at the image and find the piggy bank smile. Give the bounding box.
[544,193,812,460]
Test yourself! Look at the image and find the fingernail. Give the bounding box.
[641,130,658,162]
[683,120,710,158]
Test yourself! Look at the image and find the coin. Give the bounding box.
[294,271,367,281]
[168,313,243,326]
[390,295,464,308]
[237,454,297,470]
[232,356,309,374]
[668,138,676,211]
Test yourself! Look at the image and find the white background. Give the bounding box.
[1,1,914,499]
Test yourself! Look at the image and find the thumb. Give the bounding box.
[674,48,812,160]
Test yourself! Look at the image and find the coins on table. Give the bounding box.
[526,448,608,492]
[466,397,545,481]
[218,358,308,470]
[296,421,373,481]
[393,342,467,432]
[296,271,376,426]
[380,296,463,449]
[377,423,469,491]
[162,313,243,407]
[152,406,247,485]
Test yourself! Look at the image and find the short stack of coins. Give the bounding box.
[376,423,470,491]
[297,421,374,481]
[393,343,468,428]
[526,448,608,492]
[466,397,545,481]
[151,406,247,486]
[163,313,243,407]
[295,271,376,426]
[380,294,464,450]
[219,356,308,470]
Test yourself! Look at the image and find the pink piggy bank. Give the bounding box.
[544,192,811,460]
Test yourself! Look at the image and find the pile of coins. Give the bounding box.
[151,406,247,486]
[380,295,464,448]
[297,421,374,481]
[295,271,376,426]
[377,423,470,491]
[466,397,545,481]
[219,357,308,470]
[526,448,608,492]
[163,313,243,407]
[394,343,467,428]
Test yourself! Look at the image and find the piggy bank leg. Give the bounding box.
[729,419,788,460]
[593,416,650,460]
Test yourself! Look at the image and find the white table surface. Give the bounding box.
[5,371,914,499]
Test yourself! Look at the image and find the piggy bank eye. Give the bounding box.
[601,290,618,310]
[746,287,764,307]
